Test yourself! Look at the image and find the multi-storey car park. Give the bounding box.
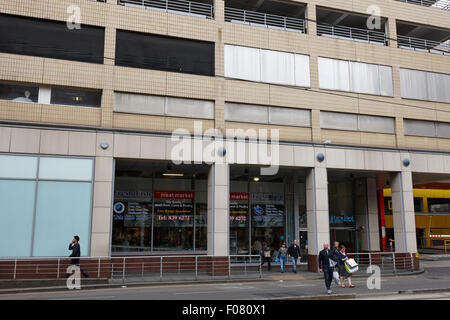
[0,0,449,278]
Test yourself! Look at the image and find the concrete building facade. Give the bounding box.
[1,0,449,271]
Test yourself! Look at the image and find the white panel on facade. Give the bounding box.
[225,102,268,124]
[427,72,450,104]
[350,62,380,95]
[404,119,436,137]
[400,69,428,101]
[224,45,261,82]
[294,54,311,87]
[268,107,311,127]
[165,97,214,119]
[320,111,358,131]
[260,49,295,86]
[318,57,350,92]
[436,122,450,138]
[358,115,395,134]
[38,87,51,105]
[378,65,394,97]
[114,92,165,115]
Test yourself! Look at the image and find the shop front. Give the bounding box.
[229,165,307,260]
[112,160,209,254]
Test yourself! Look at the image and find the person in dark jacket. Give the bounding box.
[259,242,272,271]
[66,235,88,278]
[287,240,302,273]
[318,242,334,294]
[330,241,340,268]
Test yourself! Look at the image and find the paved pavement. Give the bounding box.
[0,258,448,300]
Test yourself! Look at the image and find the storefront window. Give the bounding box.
[251,192,286,253]
[153,190,195,251]
[0,155,94,257]
[229,166,306,257]
[230,192,250,255]
[112,161,208,253]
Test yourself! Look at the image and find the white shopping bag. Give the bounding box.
[333,271,341,285]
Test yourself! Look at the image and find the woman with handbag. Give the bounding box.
[338,245,354,288]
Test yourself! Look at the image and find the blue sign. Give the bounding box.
[330,215,354,224]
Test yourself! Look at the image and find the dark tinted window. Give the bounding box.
[0,82,38,103]
[0,14,104,64]
[50,87,102,108]
[115,30,214,76]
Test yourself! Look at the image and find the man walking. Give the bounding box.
[318,242,334,294]
[66,235,89,278]
[287,239,302,273]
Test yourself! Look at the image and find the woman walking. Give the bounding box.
[277,243,288,273]
[338,245,354,288]
[260,242,272,271]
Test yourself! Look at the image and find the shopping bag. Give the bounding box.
[329,258,337,267]
[333,271,341,285]
[344,258,359,274]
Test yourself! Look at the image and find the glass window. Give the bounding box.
[112,177,153,253]
[112,161,209,253]
[50,87,101,108]
[0,155,38,179]
[358,115,395,134]
[404,119,436,137]
[320,111,358,131]
[32,181,92,256]
[0,82,38,103]
[225,102,268,124]
[250,191,286,253]
[229,191,250,255]
[38,157,93,181]
[153,190,195,251]
[0,180,36,257]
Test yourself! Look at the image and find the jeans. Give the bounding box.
[280,256,287,272]
[291,256,298,271]
[323,267,334,290]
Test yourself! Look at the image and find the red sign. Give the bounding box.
[230,192,249,201]
[154,190,194,199]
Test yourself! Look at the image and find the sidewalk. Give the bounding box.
[0,266,424,295]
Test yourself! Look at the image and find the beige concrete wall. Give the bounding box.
[0,0,448,151]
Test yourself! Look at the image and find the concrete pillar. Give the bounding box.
[366,177,381,251]
[355,178,380,252]
[207,162,229,256]
[387,17,397,48]
[90,133,115,256]
[214,0,225,22]
[306,3,317,36]
[390,170,417,253]
[306,166,329,272]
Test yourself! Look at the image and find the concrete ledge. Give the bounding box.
[398,287,450,295]
[265,294,356,300]
[0,278,266,295]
